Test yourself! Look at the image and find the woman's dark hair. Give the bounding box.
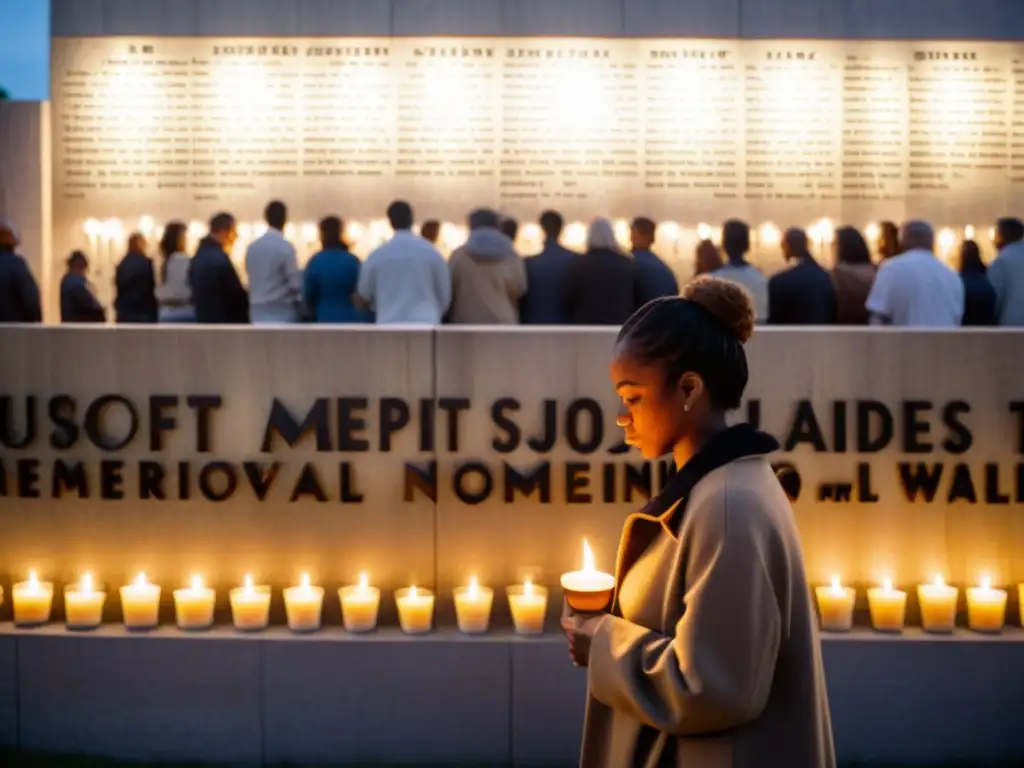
[959,240,986,275]
[616,276,753,411]
[319,216,348,251]
[66,250,88,270]
[158,221,187,282]
[835,226,872,265]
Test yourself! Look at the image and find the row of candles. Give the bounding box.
[817,574,1021,634]
[0,541,615,636]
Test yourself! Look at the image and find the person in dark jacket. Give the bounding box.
[520,210,576,324]
[831,227,876,325]
[565,218,642,325]
[114,232,158,323]
[60,251,106,323]
[188,212,249,324]
[631,216,679,304]
[958,239,997,326]
[303,216,372,323]
[0,220,42,323]
[768,228,837,325]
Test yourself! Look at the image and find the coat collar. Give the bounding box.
[640,423,780,539]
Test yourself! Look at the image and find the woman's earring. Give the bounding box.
[683,404,690,412]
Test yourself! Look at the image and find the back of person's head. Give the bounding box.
[210,212,236,237]
[468,208,500,231]
[959,240,985,275]
[900,220,934,252]
[782,228,809,260]
[0,220,17,251]
[995,217,1024,249]
[500,217,519,242]
[319,216,346,250]
[879,221,901,257]
[264,200,287,231]
[631,217,656,248]
[613,277,754,461]
[66,250,89,272]
[387,200,414,231]
[835,227,872,265]
[539,210,564,241]
[695,239,723,275]
[159,221,187,259]
[420,219,440,244]
[721,220,750,262]
[586,217,619,252]
[127,232,147,254]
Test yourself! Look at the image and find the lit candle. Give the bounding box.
[121,572,161,630]
[13,570,54,627]
[284,573,324,633]
[339,572,380,633]
[174,575,215,631]
[507,579,548,635]
[918,574,959,633]
[967,575,1007,634]
[229,574,271,632]
[395,585,434,635]
[560,539,615,613]
[815,575,855,632]
[454,575,494,634]
[1019,583,1024,629]
[867,577,907,633]
[65,572,106,630]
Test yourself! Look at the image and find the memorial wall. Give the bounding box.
[1,326,1022,624]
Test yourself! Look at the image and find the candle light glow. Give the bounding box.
[918,574,958,633]
[173,574,215,631]
[65,571,106,630]
[967,574,1007,633]
[230,572,271,632]
[340,571,381,633]
[13,569,54,627]
[396,584,435,635]
[508,577,549,635]
[284,572,325,633]
[121,572,161,630]
[867,576,907,632]
[454,574,494,634]
[815,574,855,632]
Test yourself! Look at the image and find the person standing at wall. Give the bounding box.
[500,216,519,244]
[565,218,642,325]
[60,251,106,323]
[712,220,769,323]
[303,216,371,324]
[447,208,527,324]
[830,227,876,325]
[563,277,835,768]
[189,212,249,324]
[246,200,303,324]
[0,220,42,323]
[694,239,723,277]
[957,239,997,326]
[865,220,964,327]
[520,209,576,324]
[355,200,451,324]
[986,217,1024,326]
[631,216,679,303]
[878,221,900,262]
[767,228,836,325]
[113,232,158,323]
[155,221,195,323]
[420,219,441,247]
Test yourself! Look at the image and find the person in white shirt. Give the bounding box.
[865,220,964,327]
[712,219,769,323]
[245,200,304,324]
[986,217,1024,326]
[356,200,452,324]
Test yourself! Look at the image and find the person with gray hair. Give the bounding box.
[0,219,42,323]
[865,219,964,327]
[565,217,643,325]
[447,207,526,324]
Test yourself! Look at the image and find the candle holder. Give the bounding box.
[815,576,855,633]
[918,576,958,634]
[507,582,548,635]
[284,574,325,634]
[121,573,161,631]
[454,578,494,635]
[229,577,271,632]
[339,573,381,633]
[395,586,434,635]
[64,574,106,631]
[561,539,616,613]
[13,572,54,628]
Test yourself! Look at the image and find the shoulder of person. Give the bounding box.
[686,458,781,533]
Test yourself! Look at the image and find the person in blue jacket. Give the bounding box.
[304,216,372,323]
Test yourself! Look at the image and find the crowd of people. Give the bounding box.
[1,201,1023,327]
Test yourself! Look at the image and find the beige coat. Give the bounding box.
[448,228,527,324]
[581,451,835,768]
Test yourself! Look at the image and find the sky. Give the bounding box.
[0,1,50,98]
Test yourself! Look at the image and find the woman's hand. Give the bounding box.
[561,614,605,667]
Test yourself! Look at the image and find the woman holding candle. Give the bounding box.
[562,276,835,767]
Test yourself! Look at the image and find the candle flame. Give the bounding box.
[829,574,842,594]
[468,575,479,598]
[582,539,596,573]
[300,572,311,590]
[82,572,94,593]
[244,573,254,593]
[28,569,39,587]
[409,585,418,599]
[190,574,203,591]
[358,572,369,595]
[524,578,534,597]
[135,572,148,586]
[933,574,945,587]
[980,575,992,591]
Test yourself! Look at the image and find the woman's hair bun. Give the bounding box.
[682,275,755,344]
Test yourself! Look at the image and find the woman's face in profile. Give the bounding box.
[610,347,686,460]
